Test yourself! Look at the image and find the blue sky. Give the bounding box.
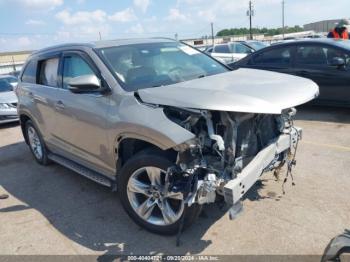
[0,0,349,51]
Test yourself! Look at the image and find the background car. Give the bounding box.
[229,39,350,107]
[205,42,255,64]
[0,75,18,88]
[0,76,18,124]
[237,40,269,51]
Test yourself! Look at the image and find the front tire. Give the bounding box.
[25,120,50,165]
[118,150,201,235]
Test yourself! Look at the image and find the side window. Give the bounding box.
[38,58,59,87]
[323,47,349,66]
[252,47,291,66]
[62,55,96,89]
[21,60,37,84]
[214,45,231,54]
[295,46,328,66]
[206,47,213,53]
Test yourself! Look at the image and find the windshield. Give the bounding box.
[0,79,13,92]
[98,42,228,91]
[247,41,269,50]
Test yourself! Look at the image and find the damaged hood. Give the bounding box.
[138,68,319,114]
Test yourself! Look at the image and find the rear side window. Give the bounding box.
[38,58,59,87]
[214,45,231,53]
[252,47,291,66]
[21,60,37,84]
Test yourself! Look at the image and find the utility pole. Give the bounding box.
[282,0,285,39]
[211,22,214,45]
[247,1,254,40]
[99,31,102,41]
[175,33,178,41]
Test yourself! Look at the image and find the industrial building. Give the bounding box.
[303,19,349,33]
[0,50,32,75]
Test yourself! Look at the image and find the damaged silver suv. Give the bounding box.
[17,38,319,235]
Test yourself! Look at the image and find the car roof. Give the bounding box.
[271,38,350,49]
[32,37,177,55]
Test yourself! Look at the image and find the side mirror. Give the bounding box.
[67,75,101,93]
[330,57,345,68]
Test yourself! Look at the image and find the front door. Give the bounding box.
[293,44,350,105]
[51,51,113,175]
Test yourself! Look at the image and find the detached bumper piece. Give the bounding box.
[224,126,302,214]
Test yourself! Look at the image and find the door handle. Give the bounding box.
[55,100,65,110]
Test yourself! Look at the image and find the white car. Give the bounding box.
[0,76,18,124]
[206,42,254,64]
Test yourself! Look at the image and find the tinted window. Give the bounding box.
[38,58,59,87]
[98,42,228,91]
[21,60,37,84]
[296,45,349,66]
[62,55,96,89]
[214,44,231,53]
[252,47,291,65]
[295,46,327,66]
[0,79,13,92]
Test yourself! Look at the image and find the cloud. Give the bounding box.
[25,19,45,26]
[128,23,144,34]
[17,0,63,10]
[133,0,150,13]
[56,9,107,25]
[166,8,188,22]
[109,8,137,22]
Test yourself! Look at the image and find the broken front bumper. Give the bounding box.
[223,126,302,205]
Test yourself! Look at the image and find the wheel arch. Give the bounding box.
[19,113,32,144]
[115,136,178,172]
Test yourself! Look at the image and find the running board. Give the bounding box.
[48,153,114,188]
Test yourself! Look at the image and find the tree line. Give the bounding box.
[216,25,304,36]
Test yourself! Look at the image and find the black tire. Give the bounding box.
[25,120,50,165]
[118,150,201,235]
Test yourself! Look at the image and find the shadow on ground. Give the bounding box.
[0,141,233,257]
[296,105,350,124]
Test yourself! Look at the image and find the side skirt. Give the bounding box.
[48,153,117,191]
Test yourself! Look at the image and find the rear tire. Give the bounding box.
[118,150,201,235]
[25,120,50,165]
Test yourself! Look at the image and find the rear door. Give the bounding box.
[50,51,112,175]
[292,44,350,105]
[20,54,61,146]
[243,45,295,74]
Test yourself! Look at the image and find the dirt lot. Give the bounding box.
[0,106,350,257]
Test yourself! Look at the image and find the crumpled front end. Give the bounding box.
[163,106,301,218]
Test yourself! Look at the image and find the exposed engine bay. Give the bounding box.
[163,106,301,217]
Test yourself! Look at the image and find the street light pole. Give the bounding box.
[211,22,214,45]
[282,0,285,39]
[247,1,254,40]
